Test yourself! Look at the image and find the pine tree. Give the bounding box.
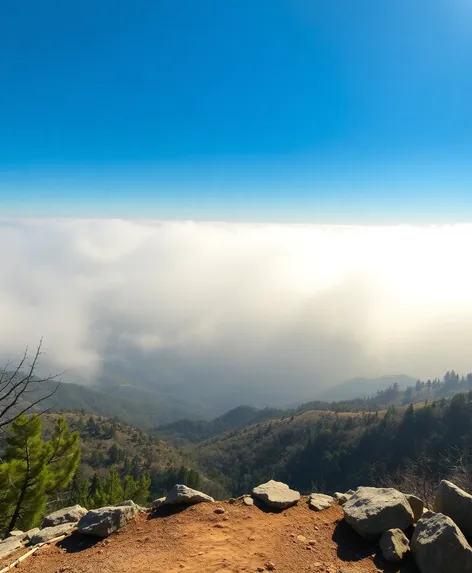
[104,467,124,505]
[68,471,90,507]
[123,474,150,505]
[0,414,80,535]
[89,473,107,508]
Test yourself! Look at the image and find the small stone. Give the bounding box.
[243,497,254,506]
[297,535,307,543]
[380,528,410,563]
[257,568,264,572]
[265,562,275,571]
[308,493,334,512]
[164,484,214,505]
[252,480,300,510]
[229,498,237,504]
[214,507,225,514]
[308,540,316,546]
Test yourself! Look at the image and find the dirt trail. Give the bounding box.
[5,498,418,573]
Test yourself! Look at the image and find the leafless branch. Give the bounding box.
[0,340,62,431]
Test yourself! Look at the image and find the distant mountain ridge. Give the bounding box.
[22,378,213,429]
[314,374,417,402]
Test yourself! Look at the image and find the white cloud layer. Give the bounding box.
[1,219,472,408]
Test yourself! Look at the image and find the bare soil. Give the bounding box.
[4,498,419,573]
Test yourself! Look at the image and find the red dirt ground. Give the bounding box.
[3,498,419,573]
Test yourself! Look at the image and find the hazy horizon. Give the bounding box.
[1,218,471,408]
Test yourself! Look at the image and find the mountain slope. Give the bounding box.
[155,405,285,446]
[315,374,417,402]
[23,379,212,428]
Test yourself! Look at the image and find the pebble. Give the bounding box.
[214,507,225,514]
[265,562,276,571]
[296,535,307,543]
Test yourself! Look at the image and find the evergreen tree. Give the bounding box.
[68,471,90,507]
[104,467,124,505]
[123,474,150,505]
[89,473,107,508]
[0,414,80,535]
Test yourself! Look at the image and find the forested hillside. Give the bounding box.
[193,393,472,502]
[39,413,228,511]
[22,379,211,429]
[10,369,472,511]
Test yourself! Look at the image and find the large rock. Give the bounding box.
[42,504,87,528]
[0,536,23,559]
[7,528,40,543]
[25,527,40,542]
[412,511,472,573]
[380,528,410,562]
[29,523,76,545]
[78,505,136,538]
[164,484,214,505]
[152,497,166,510]
[115,500,148,512]
[435,480,472,539]
[334,492,352,505]
[8,530,24,537]
[343,487,414,539]
[405,494,424,522]
[252,480,300,509]
[308,493,334,511]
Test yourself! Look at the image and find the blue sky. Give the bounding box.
[1,0,472,221]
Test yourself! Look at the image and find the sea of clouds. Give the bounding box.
[1,219,471,407]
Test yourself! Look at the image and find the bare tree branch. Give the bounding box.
[0,340,62,431]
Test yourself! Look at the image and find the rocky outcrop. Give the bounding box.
[42,504,88,528]
[252,480,300,510]
[164,484,214,505]
[116,500,149,512]
[412,510,472,573]
[405,494,424,522]
[29,523,76,545]
[333,492,351,505]
[25,527,41,541]
[308,493,334,511]
[435,479,472,539]
[0,536,23,559]
[152,497,166,509]
[6,527,40,544]
[379,528,410,562]
[78,505,136,537]
[343,487,414,539]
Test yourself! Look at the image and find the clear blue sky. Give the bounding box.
[1,0,472,221]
